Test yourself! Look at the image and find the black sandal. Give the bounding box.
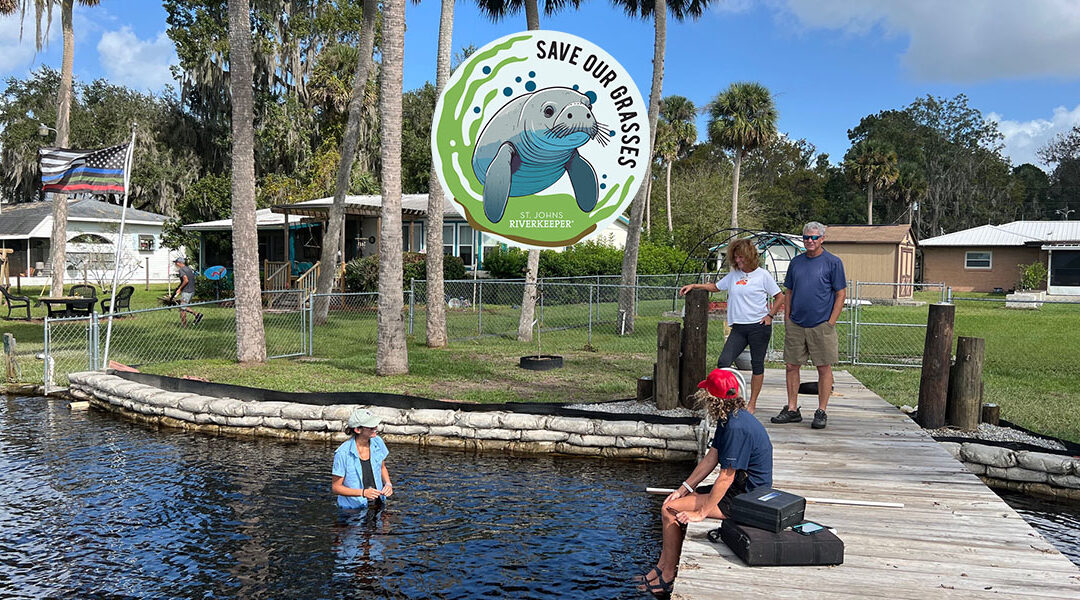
[638,566,674,598]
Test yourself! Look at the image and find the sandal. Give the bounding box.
[637,566,674,598]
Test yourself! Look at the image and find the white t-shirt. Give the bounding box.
[716,268,782,325]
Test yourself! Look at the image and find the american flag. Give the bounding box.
[38,143,130,195]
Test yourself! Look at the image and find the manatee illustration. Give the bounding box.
[471,87,612,224]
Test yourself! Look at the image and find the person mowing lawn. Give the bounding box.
[170,257,203,327]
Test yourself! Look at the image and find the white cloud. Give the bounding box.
[0,14,57,75]
[989,105,1080,167]
[97,27,178,92]
[776,0,1080,82]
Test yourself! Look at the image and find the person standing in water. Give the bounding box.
[332,409,394,509]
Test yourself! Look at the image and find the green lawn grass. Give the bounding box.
[5,286,1077,442]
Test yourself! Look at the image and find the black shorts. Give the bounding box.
[695,470,749,517]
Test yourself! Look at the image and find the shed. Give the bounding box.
[823,224,917,299]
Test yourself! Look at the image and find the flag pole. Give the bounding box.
[102,123,137,369]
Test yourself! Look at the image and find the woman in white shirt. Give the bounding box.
[680,238,784,413]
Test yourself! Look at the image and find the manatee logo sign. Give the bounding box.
[431,30,650,249]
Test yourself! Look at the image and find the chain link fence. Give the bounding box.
[38,290,307,390]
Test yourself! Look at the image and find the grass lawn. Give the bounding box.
[4,286,1077,442]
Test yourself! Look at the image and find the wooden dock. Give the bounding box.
[673,369,1080,599]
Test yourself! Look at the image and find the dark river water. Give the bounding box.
[998,491,1080,567]
[0,396,676,600]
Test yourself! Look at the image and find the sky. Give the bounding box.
[3,0,1080,168]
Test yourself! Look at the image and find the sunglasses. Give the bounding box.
[802,235,822,241]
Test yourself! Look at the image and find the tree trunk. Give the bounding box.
[644,176,651,234]
[617,0,665,335]
[313,0,378,325]
[425,0,454,348]
[48,0,75,297]
[228,0,267,363]
[665,160,673,232]
[517,248,540,341]
[867,185,874,225]
[376,0,409,375]
[516,0,541,342]
[730,148,742,229]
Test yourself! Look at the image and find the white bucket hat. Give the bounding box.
[347,408,381,429]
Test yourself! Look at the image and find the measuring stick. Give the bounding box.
[645,487,903,508]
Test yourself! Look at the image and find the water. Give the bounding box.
[998,490,1080,567]
[0,396,674,599]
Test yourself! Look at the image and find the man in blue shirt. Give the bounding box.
[640,369,773,596]
[773,221,846,430]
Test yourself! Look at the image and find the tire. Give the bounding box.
[519,355,564,371]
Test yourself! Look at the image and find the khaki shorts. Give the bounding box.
[784,320,839,366]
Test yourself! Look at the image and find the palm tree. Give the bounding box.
[656,95,696,232]
[5,0,101,296]
[845,140,899,225]
[474,0,581,342]
[376,0,408,375]
[613,0,710,334]
[313,0,378,325]
[423,0,455,348]
[706,81,778,229]
[228,0,267,362]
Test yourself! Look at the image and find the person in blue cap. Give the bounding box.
[332,408,394,509]
[640,369,773,597]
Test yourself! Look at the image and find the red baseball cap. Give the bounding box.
[697,368,740,400]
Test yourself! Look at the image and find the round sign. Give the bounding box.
[431,30,650,249]
[204,265,227,281]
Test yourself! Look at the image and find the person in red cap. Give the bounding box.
[640,368,773,597]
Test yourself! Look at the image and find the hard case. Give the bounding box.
[729,487,806,532]
[716,520,845,567]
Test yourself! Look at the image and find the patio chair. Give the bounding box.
[0,285,31,320]
[69,284,98,317]
[100,286,134,314]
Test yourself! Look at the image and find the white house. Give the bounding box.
[0,198,174,287]
[182,194,631,275]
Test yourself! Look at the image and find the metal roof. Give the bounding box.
[920,221,1080,246]
[269,194,440,219]
[0,198,167,239]
[182,208,307,232]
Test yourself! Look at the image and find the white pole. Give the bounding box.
[102,124,137,369]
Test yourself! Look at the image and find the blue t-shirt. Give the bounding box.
[710,409,773,491]
[783,250,846,328]
[332,436,389,509]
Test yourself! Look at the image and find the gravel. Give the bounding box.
[564,400,699,419]
[927,422,1067,452]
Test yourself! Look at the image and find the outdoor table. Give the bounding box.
[36,296,97,318]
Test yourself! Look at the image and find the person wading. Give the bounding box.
[332,409,394,510]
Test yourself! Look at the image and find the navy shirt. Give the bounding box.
[710,409,773,491]
[783,250,846,328]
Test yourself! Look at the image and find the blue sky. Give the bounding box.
[3,0,1080,167]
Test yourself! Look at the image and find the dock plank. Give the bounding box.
[670,369,1080,600]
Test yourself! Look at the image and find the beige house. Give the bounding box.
[920,221,1080,294]
[824,224,917,299]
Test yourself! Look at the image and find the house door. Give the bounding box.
[897,246,914,298]
[1049,250,1080,295]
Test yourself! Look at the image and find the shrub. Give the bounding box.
[1018,261,1048,291]
[344,253,467,292]
[195,272,233,300]
[483,246,530,278]
[637,241,690,275]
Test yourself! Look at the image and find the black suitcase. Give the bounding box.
[714,520,844,567]
[730,487,805,532]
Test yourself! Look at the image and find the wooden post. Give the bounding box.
[656,321,681,410]
[946,336,984,431]
[981,403,1000,426]
[680,288,709,408]
[145,257,150,291]
[917,303,955,429]
[637,376,654,403]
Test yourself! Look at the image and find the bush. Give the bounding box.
[637,241,690,275]
[344,253,467,292]
[1018,261,1048,291]
[194,272,233,300]
[482,246,530,278]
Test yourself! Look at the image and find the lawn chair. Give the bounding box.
[0,285,31,320]
[100,285,134,314]
[69,284,98,317]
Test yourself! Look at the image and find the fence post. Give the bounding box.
[852,282,859,364]
[308,293,314,356]
[145,257,150,291]
[90,312,99,370]
[539,281,544,330]
[43,317,51,389]
[477,279,483,336]
[917,303,955,429]
[588,284,593,346]
[409,279,415,336]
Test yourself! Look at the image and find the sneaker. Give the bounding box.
[193,313,204,325]
[811,409,828,429]
[771,407,802,424]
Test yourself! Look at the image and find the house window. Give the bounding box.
[138,235,155,252]
[458,224,474,267]
[965,251,992,269]
[443,224,454,256]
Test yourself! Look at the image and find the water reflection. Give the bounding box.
[998,490,1080,567]
[0,396,674,599]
